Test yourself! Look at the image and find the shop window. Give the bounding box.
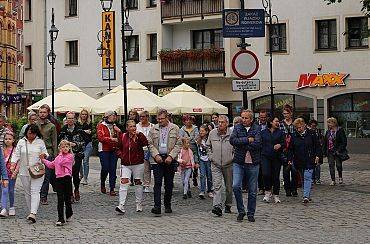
[126,35,139,61]
[346,17,369,48]
[193,29,223,50]
[268,23,287,52]
[316,19,337,50]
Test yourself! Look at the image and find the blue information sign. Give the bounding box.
[223,9,265,38]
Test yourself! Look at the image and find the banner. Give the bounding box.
[102,11,116,80]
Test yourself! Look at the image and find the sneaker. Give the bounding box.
[0,208,8,217]
[208,192,214,198]
[330,181,336,186]
[247,215,255,222]
[8,207,15,216]
[101,186,107,194]
[224,205,232,214]
[338,178,343,184]
[74,190,80,202]
[263,192,272,203]
[187,191,192,198]
[27,213,36,223]
[302,197,309,204]
[136,203,143,212]
[115,205,125,215]
[316,179,321,185]
[237,212,246,222]
[274,195,281,203]
[198,192,205,200]
[81,178,88,185]
[183,194,188,199]
[165,207,173,213]
[151,207,161,216]
[143,186,152,193]
[55,221,64,226]
[40,198,48,205]
[212,206,222,217]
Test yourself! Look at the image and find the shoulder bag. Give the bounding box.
[25,139,45,179]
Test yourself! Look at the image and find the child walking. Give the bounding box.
[40,140,74,226]
[196,125,213,199]
[0,132,18,217]
[178,138,195,199]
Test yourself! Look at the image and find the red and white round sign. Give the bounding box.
[231,50,259,79]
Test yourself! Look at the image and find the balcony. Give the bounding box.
[161,0,223,23]
[160,49,225,79]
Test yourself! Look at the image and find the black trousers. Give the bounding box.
[72,155,83,192]
[55,176,73,222]
[283,164,298,194]
[153,163,175,208]
[261,156,282,195]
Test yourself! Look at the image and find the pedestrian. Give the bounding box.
[308,119,324,184]
[40,140,74,226]
[11,124,48,223]
[280,104,298,197]
[148,109,181,215]
[230,110,261,222]
[288,118,320,204]
[77,109,93,185]
[230,116,242,134]
[136,110,154,193]
[257,110,269,195]
[323,117,348,186]
[42,104,61,133]
[0,115,11,150]
[179,114,199,187]
[178,137,195,199]
[38,104,58,205]
[207,115,233,217]
[115,120,148,214]
[97,111,121,196]
[211,112,219,129]
[196,124,213,199]
[260,117,285,204]
[129,109,140,123]
[59,111,86,203]
[0,132,17,217]
[19,111,38,139]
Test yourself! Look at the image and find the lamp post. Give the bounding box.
[99,0,133,122]
[97,30,112,91]
[0,51,9,117]
[47,8,59,116]
[263,0,278,116]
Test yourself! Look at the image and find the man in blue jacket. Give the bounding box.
[230,109,261,222]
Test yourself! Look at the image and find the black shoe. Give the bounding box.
[212,207,222,217]
[183,194,188,199]
[286,192,292,197]
[224,205,232,214]
[151,207,161,216]
[247,215,255,222]
[199,194,205,200]
[187,191,192,198]
[165,207,172,213]
[292,191,298,197]
[237,212,246,222]
[193,178,198,187]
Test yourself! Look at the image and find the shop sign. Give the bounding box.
[193,108,203,113]
[0,94,22,103]
[157,87,174,97]
[297,73,348,90]
[101,11,116,80]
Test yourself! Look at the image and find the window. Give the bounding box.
[147,0,157,8]
[268,23,287,52]
[126,35,139,61]
[25,0,32,21]
[347,17,369,48]
[66,0,78,17]
[317,19,337,50]
[193,29,223,49]
[148,34,157,60]
[66,40,78,65]
[126,0,138,10]
[25,45,32,69]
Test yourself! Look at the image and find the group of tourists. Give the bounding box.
[0,103,349,225]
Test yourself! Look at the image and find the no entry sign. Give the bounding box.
[231,50,259,79]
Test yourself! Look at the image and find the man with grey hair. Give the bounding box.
[206,115,234,217]
[148,109,181,215]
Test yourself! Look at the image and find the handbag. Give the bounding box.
[25,139,45,179]
[337,149,350,162]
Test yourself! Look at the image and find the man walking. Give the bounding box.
[207,115,234,217]
[230,109,261,222]
[148,109,181,215]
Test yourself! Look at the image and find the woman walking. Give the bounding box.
[11,124,48,223]
[261,117,285,203]
[196,125,213,199]
[77,109,93,185]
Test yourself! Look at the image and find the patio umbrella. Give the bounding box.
[27,83,96,112]
[162,83,228,114]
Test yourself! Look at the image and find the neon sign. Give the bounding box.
[297,73,348,90]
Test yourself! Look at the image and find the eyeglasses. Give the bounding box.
[140,115,146,118]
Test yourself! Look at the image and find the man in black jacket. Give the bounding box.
[59,111,85,203]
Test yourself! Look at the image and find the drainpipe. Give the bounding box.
[43,0,47,97]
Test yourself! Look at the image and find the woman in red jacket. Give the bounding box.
[115,120,148,215]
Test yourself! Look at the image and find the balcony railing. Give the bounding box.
[161,0,223,21]
[160,49,225,77]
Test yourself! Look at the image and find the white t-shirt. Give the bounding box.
[136,122,153,138]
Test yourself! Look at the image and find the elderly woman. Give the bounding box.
[11,124,48,223]
[323,117,348,186]
[19,111,38,139]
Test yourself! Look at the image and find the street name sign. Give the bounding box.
[223,9,265,38]
[232,79,260,91]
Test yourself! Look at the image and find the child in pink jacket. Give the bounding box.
[178,138,196,199]
[40,140,74,226]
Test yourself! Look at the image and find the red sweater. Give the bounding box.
[97,122,120,152]
[118,132,148,166]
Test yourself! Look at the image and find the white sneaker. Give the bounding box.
[0,208,8,217]
[143,186,152,193]
[263,192,272,203]
[338,178,343,184]
[56,221,64,226]
[136,203,143,212]
[330,181,336,186]
[274,195,281,203]
[8,207,15,216]
[208,192,214,198]
[66,216,72,222]
[81,178,88,185]
[115,205,125,215]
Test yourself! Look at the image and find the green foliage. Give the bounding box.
[8,117,28,140]
[325,0,370,15]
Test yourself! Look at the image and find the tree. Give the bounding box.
[324,0,370,15]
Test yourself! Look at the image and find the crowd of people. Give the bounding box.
[0,103,349,225]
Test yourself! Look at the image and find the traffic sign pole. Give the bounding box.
[240,0,248,109]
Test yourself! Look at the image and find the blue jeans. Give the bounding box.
[181,168,192,194]
[80,142,93,180]
[303,169,313,198]
[99,151,118,191]
[199,159,213,193]
[1,179,16,209]
[232,163,259,216]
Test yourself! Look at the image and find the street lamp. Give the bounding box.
[96,31,112,91]
[263,0,279,116]
[0,52,9,117]
[48,8,59,116]
[99,0,134,122]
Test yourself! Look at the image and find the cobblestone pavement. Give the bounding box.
[0,155,370,243]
